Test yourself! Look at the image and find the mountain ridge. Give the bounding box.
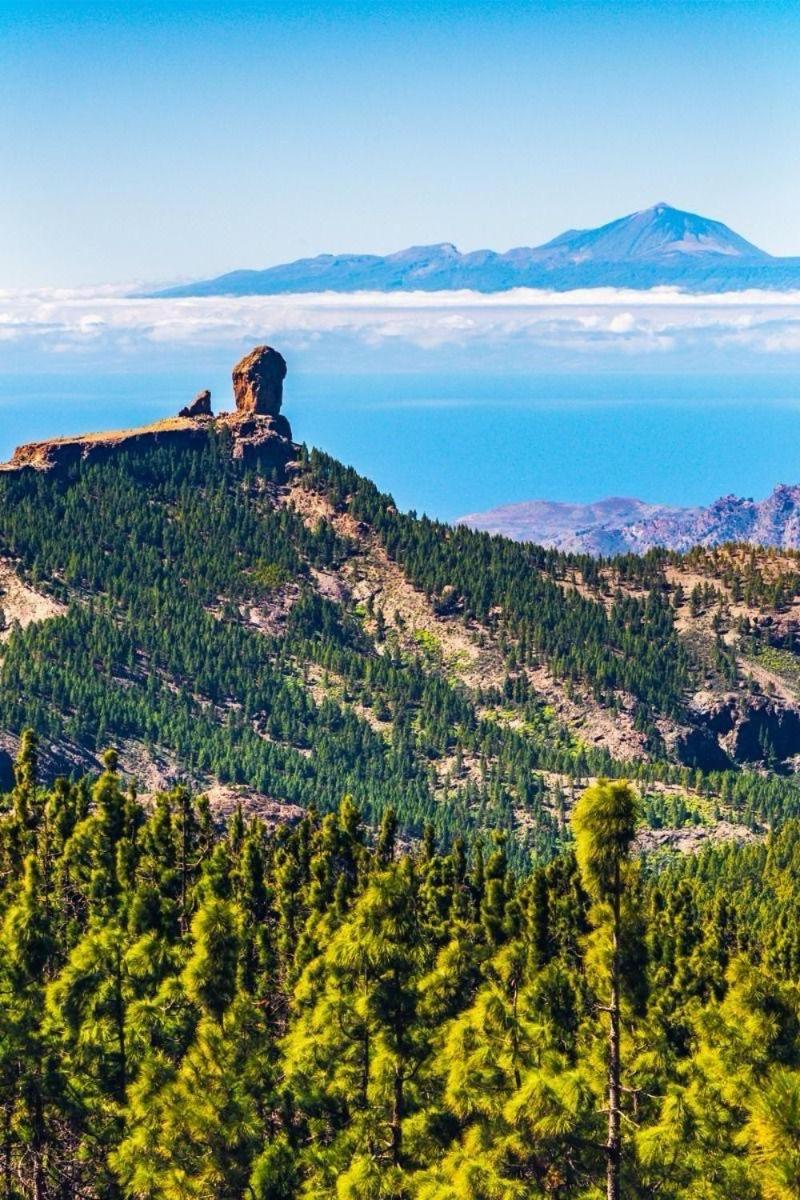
[150,203,800,297]
[5,349,800,811]
[458,484,800,554]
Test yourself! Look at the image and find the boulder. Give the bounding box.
[232,346,287,416]
[179,389,212,419]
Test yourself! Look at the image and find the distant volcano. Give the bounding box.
[529,202,768,265]
[150,203,800,296]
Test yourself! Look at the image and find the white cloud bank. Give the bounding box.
[3,285,800,368]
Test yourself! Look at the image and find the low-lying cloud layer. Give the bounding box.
[3,285,800,370]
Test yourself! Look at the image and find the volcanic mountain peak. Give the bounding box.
[150,203,781,297]
[536,202,769,264]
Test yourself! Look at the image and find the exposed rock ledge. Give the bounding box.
[635,820,761,856]
[668,689,800,771]
[1,346,298,478]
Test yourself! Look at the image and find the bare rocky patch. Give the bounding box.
[285,481,506,685]
[0,728,98,783]
[201,783,304,830]
[635,820,761,855]
[525,666,651,761]
[0,559,66,641]
[117,741,305,831]
[283,482,660,762]
[208,582,301,638]
[117,739,187,793]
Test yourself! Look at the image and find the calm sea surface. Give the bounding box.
[2,370,800,522]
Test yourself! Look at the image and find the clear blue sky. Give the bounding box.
[3,0,800,287]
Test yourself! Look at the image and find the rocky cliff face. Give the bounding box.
[460,485,800,555]
[674,691,800,771]
[2,420,214,473]
[232,346,287,415]
[0,347,298,478]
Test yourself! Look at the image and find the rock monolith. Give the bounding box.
[232,346,287,416]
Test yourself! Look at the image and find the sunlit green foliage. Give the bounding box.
[0,741,799,1197]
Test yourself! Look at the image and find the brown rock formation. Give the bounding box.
[232,346,287,415]
[179,389,212,419]
[220,413,296,470]
[2,419,213,473]
[0,346,298,481]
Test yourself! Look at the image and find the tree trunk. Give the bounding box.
[180,791,191,935]
[390,1065,403,1168]
[114,946,127,1102]
[3,1096,13,1200]
[607,865,621,1200]
[32,1085,46,1200]
[511,976,522,1090]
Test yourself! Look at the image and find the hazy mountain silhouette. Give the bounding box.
[152,204,800,296]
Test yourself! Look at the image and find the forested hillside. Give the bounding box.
[3,741,800,1198]
[2,408,800,864]
[3,367,800,1195]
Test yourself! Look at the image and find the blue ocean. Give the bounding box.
[2,370,800,522]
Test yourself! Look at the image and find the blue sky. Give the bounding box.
[3,0,800,287]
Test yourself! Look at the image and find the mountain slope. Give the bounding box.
[3,349,800,864]
[151,204,799,296]
[459,484,800,554]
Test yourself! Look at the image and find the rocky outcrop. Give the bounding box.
[727,698,800,763]
[635,820,760,856]
[671,724,732,771]
[221,413,295,470]
[2,420,213,473]
[179,389,213,419]
[0,348,298,480]
[203,783,304,832]
[220,347,294,470]
[676,690,800,768]
[232,346,287,416]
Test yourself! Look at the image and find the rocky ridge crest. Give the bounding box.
[1,347,296,476]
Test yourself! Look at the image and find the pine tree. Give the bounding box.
[571,778,640,1200]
